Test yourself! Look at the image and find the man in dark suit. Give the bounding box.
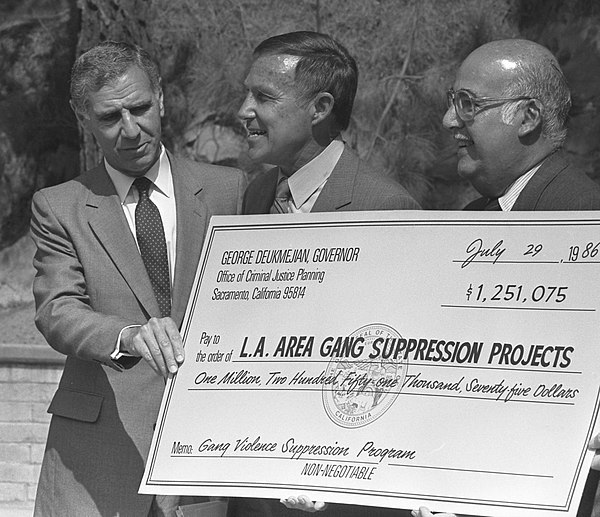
[443,38,600,213]
[31,41,245,517]
[231,30,419,517]
[435,38,600,517]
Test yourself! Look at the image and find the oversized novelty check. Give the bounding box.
[141,211,600,517]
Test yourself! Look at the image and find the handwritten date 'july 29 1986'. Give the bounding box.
[460,238,600,269]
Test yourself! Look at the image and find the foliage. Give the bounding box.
[6,0,599,213]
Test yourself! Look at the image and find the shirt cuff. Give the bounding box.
[111,324,141,360]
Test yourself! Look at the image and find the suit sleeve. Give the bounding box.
[365,180,421,211]
[383,192,421,210]
[30,190,135,370]
[350,166,422,211]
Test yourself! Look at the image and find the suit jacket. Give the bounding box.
[31,152,246,517]
[464,151,600,211]
[464,150,600,517]
[232,146,419,517]
[243,146,420,214]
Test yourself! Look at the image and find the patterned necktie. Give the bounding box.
[484,197,501,211]
[269,177,292,214]
[134,177,171,317]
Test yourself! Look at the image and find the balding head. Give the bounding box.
[465,39,559,73]
[443,38,571,198]
[461,39,570,148]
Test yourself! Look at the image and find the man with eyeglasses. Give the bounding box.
[280,37,600,517]
[443,38,600,212]
[439,38,600,517]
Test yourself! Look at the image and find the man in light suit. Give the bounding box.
[31,41,245,517]
[231,30,419,517]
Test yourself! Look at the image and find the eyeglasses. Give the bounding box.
[447,88,533,121]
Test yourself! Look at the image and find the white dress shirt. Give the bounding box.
[105,145,177,358]
[105,145,177,282]
[498,162,543,211]
[282,138,345,213]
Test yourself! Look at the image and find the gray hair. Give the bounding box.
[70,40,161,114]
[501,58,571,149]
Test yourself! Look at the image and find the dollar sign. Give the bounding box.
[466,283,473,300]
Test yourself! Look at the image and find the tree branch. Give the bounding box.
[366,3,420,161]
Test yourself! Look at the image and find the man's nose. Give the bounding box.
[237,93,254,120]
[121,110,140,138]
[442,105,463,131]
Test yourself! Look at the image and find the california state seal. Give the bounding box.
[322,323,407,428]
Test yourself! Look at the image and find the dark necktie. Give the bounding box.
[134,177,171,317]
[269,177,292,214]
[484,197,501,211]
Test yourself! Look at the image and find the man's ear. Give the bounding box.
[311,92,334,126]
[518,99,543,138]
[70,100,90,130]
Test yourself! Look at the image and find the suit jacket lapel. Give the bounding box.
[312,147,356,212]
[245,167,279,214]
[512,151,566,210]
[85,164,160,317]
[170,153,208,326]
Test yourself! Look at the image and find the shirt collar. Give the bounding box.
[498,161,543,211]
[287,139,345,208]
[105,145,172,203]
